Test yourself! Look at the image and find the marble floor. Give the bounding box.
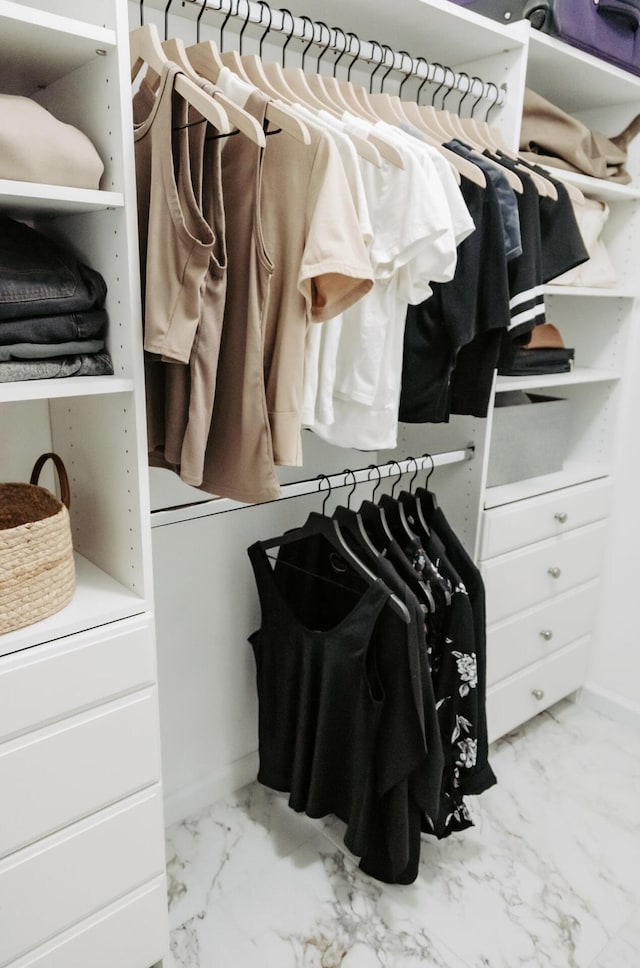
[163,700,640,968]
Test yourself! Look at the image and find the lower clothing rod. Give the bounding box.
[151,446,474,527]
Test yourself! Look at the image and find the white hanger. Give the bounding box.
[162,37,266,146]
[130,24,230,135]
[187,40,311,145]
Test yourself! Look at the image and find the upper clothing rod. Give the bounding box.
[146,0,506,110]
[150,447,475,528]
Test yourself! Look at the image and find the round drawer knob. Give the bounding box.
[548,567,562,579]
[532,689,545,701]
[540,629,554,641]
[554,512,568,524]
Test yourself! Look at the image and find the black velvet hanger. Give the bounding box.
[333,470,381,562]
[260,476,410,624]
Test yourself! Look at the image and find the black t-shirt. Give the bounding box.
[399,174,510,423]
[496,156,589,371]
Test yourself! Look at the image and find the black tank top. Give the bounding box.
[247,538,391,859]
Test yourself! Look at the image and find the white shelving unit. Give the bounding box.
[0,1,167,966]
[479,23,640,740]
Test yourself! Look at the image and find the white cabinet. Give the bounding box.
[0,1,167,965]
[479,28,640,738]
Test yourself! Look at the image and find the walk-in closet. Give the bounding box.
[1,0,639,965]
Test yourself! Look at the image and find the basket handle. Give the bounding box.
[30,453,71,509]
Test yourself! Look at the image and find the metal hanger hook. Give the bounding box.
[343,469,358,509]
[429,63,446,106]
[406,456,419,493]
[332,26,349,77]
[219,0,238,53]
[414,56,432,105]
[345,31,361,82]
[436,65,457,110]
[238,0,252,55]
[317,474,332,514]
[485,81,500,122]
[367,39,384,95]
[423,453,435,486]
[389,460,403,497]
[379,44,396,93]
[450,70,472,114]
[315,21,332,71]
[367,463,383,502]
[463,76,484,118]
[397,50,414,97]
[196,0,208,42]
[279,8,295,67]
[299,15,316,72]
[163,0,175,41]
[257,1,273,58]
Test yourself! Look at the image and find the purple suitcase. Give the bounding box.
[523,0,640,76]
[448,0,640,77]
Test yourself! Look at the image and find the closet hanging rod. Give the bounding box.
[150,0,505,110]
[151,446,474,528]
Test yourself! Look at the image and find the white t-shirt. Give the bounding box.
[291,105,373,430]
[310,112,464,450]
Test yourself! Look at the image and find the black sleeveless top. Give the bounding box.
[247,539,391,861]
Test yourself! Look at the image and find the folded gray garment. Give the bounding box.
[0,308,108,345]
[0,352,113,382]
[0,339,104,361]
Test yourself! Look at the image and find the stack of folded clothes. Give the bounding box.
[0,216,113,382]
[498,323,574,377]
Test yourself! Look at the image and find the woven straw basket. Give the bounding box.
[0,453,75,636]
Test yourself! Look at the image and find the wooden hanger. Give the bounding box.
[369,91,491,188]
[130,24,231,134]
[160,37,265,146]
[186,40,310,145]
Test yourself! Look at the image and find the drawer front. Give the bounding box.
[481,521,607,625]
[486,638,590,743]
[0,615,155,741]
[0,691,161,860]
[9,878,167,968]
[0,788,165,967]
[487,580,599,686]
[481,478,611,559]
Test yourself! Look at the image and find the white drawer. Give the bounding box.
[481,478,611,559]
[486,638,590,743]
[0,615,156,741]
[0,690,161,860]
[481,520,607,625]
[0,788,165,967]
[8,878,167,968]
[487,580,599,686]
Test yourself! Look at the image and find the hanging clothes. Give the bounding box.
[247,480,494,884]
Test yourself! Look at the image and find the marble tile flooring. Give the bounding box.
[163,700,640,968]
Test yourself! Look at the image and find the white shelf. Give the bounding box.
[484,466,611,509]
[527,30,640,113]
[495,368,620,393]
[545,285,638,299]
[0,378,134,404]
[0,553,146,659]
[0,182,123,216]
[0,0,116,97]
[539,166,640,202]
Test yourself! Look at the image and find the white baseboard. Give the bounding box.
[162,751,259,828]
[578,682,640,732]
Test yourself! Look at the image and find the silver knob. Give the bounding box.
[548,567,562,578]
[540,629,553,641]
[532,689,545,701]
[554,512,568,524]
